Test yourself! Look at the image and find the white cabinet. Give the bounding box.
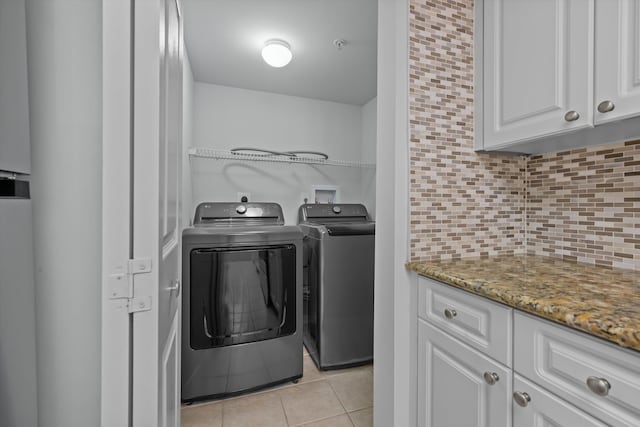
[0,0,31,174]
[514,312,640,427]
[478,0,640,154]
[416,276,640,427]
[594,0,640,124]
[512,374,608,427]
[482,0,594,149]
[418,320,512,427]
[417,277,513,427]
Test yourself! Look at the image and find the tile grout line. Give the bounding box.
[279,392,291,427]
[287,379,349,427]
[346,411,358,427]
[325,377,353,425]
[347,405,374,427]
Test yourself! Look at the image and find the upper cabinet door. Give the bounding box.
[594,0,640,124]
[0,0,30,175]
[483,0,594,149]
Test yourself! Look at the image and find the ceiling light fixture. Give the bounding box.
[261,39,292,68]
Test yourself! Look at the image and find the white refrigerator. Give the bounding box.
[0,0,38,425]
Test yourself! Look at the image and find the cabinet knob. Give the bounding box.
[483,372,500,385]
[597,100,615,113]
[444,308,457,320]
[586,376,611,396]
[564,110,580,122]
[513,391,531,407]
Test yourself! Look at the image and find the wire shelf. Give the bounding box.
[187,147,376,169]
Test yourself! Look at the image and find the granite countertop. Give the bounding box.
[406,255,640,352]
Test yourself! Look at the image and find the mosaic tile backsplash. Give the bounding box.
[408,0,640,270]
[526,140,640,270]
[409,0,525,261]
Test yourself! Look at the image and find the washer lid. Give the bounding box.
[325,222,375,236]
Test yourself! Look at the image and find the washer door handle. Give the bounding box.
[203,310,214,339]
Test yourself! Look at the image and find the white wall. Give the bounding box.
[375,0,413,426]
[26,1,102,426]
[361,97,377,220]
[0,200,38,427]
[0,0,31,174]
[188,82,375,224]
[182,52,195,227]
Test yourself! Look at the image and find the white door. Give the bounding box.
[101,0,183,426]
[482,0,594,148]
[594,0,640,124]
[132,0,183,425]
[512,375,608,427]
[417,320,511,427]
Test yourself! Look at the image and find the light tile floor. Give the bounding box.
[181,348,373,427]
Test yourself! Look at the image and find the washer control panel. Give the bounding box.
[298,203,370,223]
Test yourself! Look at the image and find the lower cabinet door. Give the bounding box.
[513,374,608,427]
[418,319,511,427]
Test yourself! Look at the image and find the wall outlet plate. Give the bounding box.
[311,185,339,204]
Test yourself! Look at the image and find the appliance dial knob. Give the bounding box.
[236,205,247,214]
[332,206,342,214]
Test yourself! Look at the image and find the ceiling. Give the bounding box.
[182,0,378,106]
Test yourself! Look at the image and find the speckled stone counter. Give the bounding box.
[406,255,640,352]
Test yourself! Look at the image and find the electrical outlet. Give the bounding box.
[237,192,251,202]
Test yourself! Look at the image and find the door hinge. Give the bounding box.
[107,258,152,313]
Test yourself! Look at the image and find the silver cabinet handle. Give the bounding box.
[483,372,500,385]
[586,376,611,396]
[597,100,615,113]
[444,308,457,319]
[564,110,580,122]
[513,391,531,407]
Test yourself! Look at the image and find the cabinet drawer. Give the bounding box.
[515,312,640,427]
[418,276,512,366]
[513,374,608,427]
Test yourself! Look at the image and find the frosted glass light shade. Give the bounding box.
[261,40,292,68]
